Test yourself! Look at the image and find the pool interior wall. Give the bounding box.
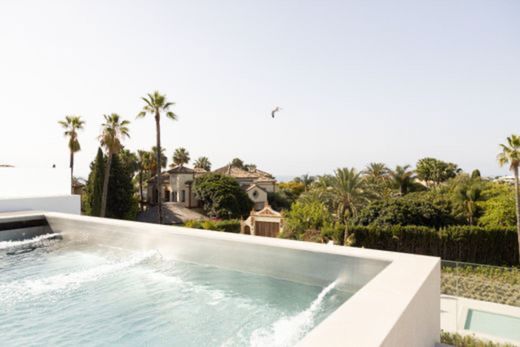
[0,212,440,347]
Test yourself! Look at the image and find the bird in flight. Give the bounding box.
[271,106,282,118]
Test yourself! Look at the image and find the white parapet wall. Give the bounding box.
[0,195,80,214]
[0,167,80,214]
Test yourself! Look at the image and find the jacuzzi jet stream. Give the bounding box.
[0,233,61,250]
[0,250,158,305]
[248,280,339,347]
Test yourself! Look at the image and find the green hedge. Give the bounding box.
[349,226,519,266]
[183,219,241,233]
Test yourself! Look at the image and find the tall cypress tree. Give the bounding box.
[84,148,105,216]
[106,153,138,219]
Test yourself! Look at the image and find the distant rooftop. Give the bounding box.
[213,164,273,180]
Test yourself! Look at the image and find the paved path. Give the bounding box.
[137,202,207,225]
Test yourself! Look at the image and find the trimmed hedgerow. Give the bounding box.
[348,225,519,266]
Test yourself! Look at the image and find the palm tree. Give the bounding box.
[137,150,152,211]
[172,147,190,166]
[330,168,371,244]
[58,116,85,193]
[149,146,167,173]
[390,165,416,196]
[497,134,520,258]
[363,162,389,180]
[138,91,177,224]
[194,156,211,171]
[99,114,130,217]
[454,181,482,225]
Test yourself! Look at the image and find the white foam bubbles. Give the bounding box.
[249,280,338,347]
[0,233,61,250]
[0,250,158,305]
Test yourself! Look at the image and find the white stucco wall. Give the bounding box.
[0,167,80,214]
[0,168,70,198]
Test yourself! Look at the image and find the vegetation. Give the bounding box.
[184,219,241,233]
[389,164,421,195]
[58,115,85,192]
[106,153,139,219]
[479,183,517,227]
[83,148,138,219]
[441,263,520,306]
[294,174,315,192]
[416,157,459,188]
[172,147,190,166]
[194,156,211,171]
[354,193,457,228]
[138,91,177,224]
[83,148,105,216]
[338,225,519,265]
[98,114,130,217]
[440,331,516,347]
[283,200,333,240]
[193,173,253,218]
[497,134,520,260]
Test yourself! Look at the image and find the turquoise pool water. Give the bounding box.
[0,233,351,346]
[464,309,520,343]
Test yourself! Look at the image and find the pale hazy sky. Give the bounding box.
[1,0,519,179]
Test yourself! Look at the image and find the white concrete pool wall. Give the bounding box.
[1,212,440,347]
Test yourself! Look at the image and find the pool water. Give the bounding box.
[464,309,520,343]
[0,233,351,346]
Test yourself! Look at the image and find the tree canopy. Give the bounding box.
[193,173,253,218]
[415,157,459,187]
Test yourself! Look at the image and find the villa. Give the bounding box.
[146,164,277,211]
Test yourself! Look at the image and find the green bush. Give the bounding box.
[354,193,458,228]
[194,173,253,218]
[183,219,241,233]
[441,331,516,347]
[348,225,519,266]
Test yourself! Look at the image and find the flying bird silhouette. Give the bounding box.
[271,106,281,118]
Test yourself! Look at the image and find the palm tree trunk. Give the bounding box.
[155,113,163,224]
[514,166,520,261]
[343,222,349,246]
[100,152,112,218]
[139,170,144,212]
[70,150,74,194]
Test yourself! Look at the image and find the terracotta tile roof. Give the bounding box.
[193,167,208,175]
[168,165,195,174]
[213,165,273,180]
[147,172,170,184]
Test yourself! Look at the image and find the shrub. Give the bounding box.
[441,331,516,347]
[354,193,458,228]
[348,225,519,266]
[183,219,241,233]
[441,263,520,306]
[283,200,333,239]
[194,173,253,218]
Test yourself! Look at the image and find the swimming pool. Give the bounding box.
[0,211,440,346]
[0,234,351,346]
[464,309,520,343]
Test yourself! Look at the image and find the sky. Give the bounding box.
[0,0,519,179]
